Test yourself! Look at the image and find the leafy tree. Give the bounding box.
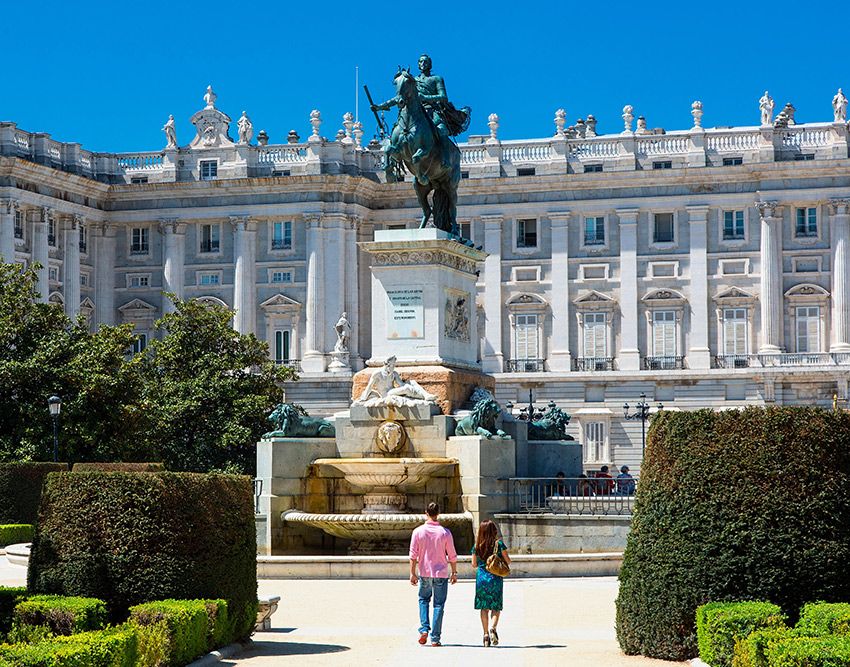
[137,296,294,474]
[0,263,142,463]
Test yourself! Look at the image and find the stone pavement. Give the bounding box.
[0,556,684,666]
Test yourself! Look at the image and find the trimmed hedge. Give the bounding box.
[0,464,66,524]
[732,626,798,667]
[12,595,107,637]
[765,635,850,666]
[28,472,257,640]
[0,525,34,548]
[796,602,850,637]
[71,463,164,473]
[616,407,850,660]
[129,600,211,666]
[0,626,137,666]
[697,601,786,667]
[0,587,27,638]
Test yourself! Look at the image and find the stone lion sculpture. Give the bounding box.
[455,398,509,439]
[264,403,335,438]
[527,405,574,441]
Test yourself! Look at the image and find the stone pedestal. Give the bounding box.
[446,435,516,526]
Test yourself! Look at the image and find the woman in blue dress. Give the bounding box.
[471,519,511,647]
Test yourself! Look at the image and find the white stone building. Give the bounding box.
[2,88,850,473]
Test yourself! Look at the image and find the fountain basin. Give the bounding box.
[283,510,473,554]
[314,457,457,493]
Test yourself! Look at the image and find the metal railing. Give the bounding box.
[253,478,263,514]
[572,357,615,371]
[507,477,638,516]
[271,240,291,250]
[275,359,301,371]
[505,358,546,372]
[714,354,754,368]
[643,356,684,370]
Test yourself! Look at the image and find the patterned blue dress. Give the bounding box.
[473,540,507,611]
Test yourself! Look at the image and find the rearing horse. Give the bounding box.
[380,68,462,236]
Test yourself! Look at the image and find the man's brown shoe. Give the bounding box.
[418,632,428,645]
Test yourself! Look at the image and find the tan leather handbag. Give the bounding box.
[485,540,510,577]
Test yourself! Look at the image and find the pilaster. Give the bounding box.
[63,215,81,319]
[92,222,117,326]
[830,199,850,352]
[758,201,783,354]
[617,209,640,370]
[686,206,711,368]
[0,199,16,262]
[344,215,362,369]
[159,218,186,315]
[548,212,572,371]
[32,207,50,302]
[230,216,257,335]
[301,213,326,373]
[481,215,504,372]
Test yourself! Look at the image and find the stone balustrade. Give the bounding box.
[2,116,848,185]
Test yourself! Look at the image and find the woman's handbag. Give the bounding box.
[485,540,510,578]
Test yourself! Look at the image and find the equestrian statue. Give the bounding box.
[369,54,471,238]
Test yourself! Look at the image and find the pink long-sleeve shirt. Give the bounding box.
[409,520,458,578]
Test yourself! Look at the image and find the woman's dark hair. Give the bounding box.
[475,520,498,561]
[426,502,440,518]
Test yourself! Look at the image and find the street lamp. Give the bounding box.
[48,395,61,463]
[623,392,663,456]
[505,389,552,422]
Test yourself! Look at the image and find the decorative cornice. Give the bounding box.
[371,249,478,276]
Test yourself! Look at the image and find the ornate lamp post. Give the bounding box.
[48,395,61,463]
[623,392,663,456]
[505,390,554,422]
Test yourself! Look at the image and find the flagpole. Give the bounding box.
[355,66,359,122]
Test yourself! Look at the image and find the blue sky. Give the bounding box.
[3,0,846,152]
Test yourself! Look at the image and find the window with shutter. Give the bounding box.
[722,309,748,355]
[795,306,820,352]
[514,314,538,360]
[583,313,607,357]
[584,422,607,462]
[274,330,291,362]
[652,311,677,357]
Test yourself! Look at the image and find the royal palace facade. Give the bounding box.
[3,89,850,472]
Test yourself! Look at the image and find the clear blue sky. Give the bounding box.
[3,0,846,153]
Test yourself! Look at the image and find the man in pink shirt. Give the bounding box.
[409,502,458,647]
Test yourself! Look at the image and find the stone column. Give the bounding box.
[344,215,361,368]
[93,222,116,326]
[160,219,186,315]
[301,213,326,373]
[830,199,850,352]
[687,206,711,368]
[322,214,347,359]
[230,216,257,335]
[758,202,783,354]
[63,215,81,319]
[618,209,640,370]
[32,207,50,302]
[548,212,572,371]
[481,214,504,373]
[0,199,16,263]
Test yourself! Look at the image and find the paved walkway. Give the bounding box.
[1,557,684,666]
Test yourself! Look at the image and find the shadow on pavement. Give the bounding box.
[441,643,567,649]
[231,641,350,658]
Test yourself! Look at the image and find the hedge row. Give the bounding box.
[0,588,27,638]
[71,463,164,473]
[0,464,66,525]
[0,626,137,667]
[28,472,257,639]
[697,601,786,667]
[0,527,33,549]
[12,596,107,637]
[616,407,850,660]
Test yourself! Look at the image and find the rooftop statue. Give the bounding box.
[204,85,217,109]
[265,403,335,438]
[354,355,438,408]
[759,91,774,127]
[162,114,177,149]
[237,111,253,145]
[369,54,470,238]
[833,88,848,123]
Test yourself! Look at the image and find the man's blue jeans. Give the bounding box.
[418,577,449,642]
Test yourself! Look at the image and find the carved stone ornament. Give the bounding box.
[189,87,234,149]
[375,420,407,455]
[444,290,471,342]
[371,250,477,276]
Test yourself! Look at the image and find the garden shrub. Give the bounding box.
[0,463,66,524]
[732,626,798,667]
[795,602,850,637]
[697,601,786,667]
[28,472,257,640]
[71,463,164,473]
[765,635,850,666]
[11,595,107,637]
[616,407,850,660]
[0,525,34,548]
[0,587,27,638]
[0,626,137,666]
[129,600,209,667]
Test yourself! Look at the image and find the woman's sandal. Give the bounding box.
[483,634,491,647]
[490,628,499,646]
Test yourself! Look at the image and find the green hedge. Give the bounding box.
[796,602,850,637]
[12,595,106,637]
[616,407,850,660]
[70,463,164,473]
[765,635,850,666]
[129,600,222,667]
[732,626,798,667]
[697,601,786,667]
[0,464,66,525]
[0,626,137,666]
[0,525,34,548]
[28,472,256,640]
[0,587,28,638]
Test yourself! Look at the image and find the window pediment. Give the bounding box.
[260,293,302,314]
[713,287,756,307]
[195,296,229,309]
[119,298,157,314]
[642,288,686,307]
[574,290,616,311]
[784,283,829,299]
[506,292,548,312]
